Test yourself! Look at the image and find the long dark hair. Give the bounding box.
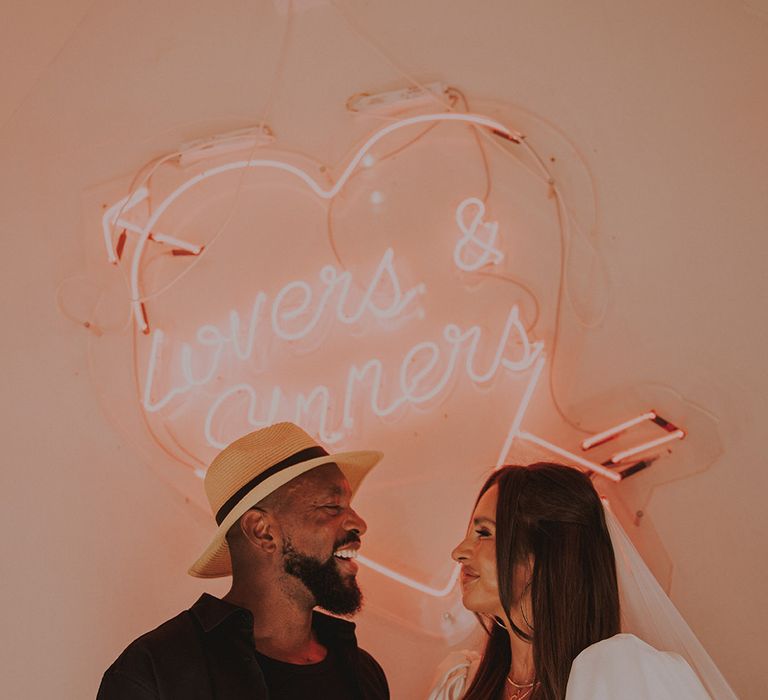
[463,463,620,700]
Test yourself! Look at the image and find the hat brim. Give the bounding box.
[188,449,383,578]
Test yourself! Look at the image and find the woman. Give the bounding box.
[428,463,735,700]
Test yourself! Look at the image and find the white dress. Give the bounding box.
[427,634,712,700]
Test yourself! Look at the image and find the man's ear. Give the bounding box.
[239,509,278,554]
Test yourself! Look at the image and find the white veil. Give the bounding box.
[602,503,738,700]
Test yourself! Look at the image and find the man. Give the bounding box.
[98,422,389,699]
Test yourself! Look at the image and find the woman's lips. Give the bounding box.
[460,567,479,586]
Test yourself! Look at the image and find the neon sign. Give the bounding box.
[453,197,504,272]
[101,113,521,334]
[91,104,682,619]
[140,242,542,451]
[142,248,428,412]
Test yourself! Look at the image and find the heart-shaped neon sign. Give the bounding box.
[102,113,521,333]
[89,107,630,641]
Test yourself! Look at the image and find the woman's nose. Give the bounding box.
[451,537,470,563]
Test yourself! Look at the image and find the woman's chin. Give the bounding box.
[459,591,490,615]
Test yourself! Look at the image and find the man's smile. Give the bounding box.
[333,543,360,575]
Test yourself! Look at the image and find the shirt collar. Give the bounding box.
[189,592,358,643]
[312,609,357,644]
[190,592,249,633]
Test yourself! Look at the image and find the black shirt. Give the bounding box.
[97,593,388,700]
[254,644,356,699]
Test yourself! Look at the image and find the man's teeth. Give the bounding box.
[333,549,358,559]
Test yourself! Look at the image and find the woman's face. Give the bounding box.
[451,484,504,617]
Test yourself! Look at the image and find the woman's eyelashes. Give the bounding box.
[474,527,493,538]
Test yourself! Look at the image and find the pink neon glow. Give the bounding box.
[122,223,202,254]
[490,354,620,482]
[357,555,460,598]
[139,240,542,449]
[142,246,425,412]
[101,187,149,263]
[149,233,201,254]
[97,108,632,604]
[100,113,517,331]
[610,429,685,464]
[581,411,657,450]
[453,197,504,272]
[194,304,541,449]
[495,355,546,467]
[101,186,202,259]
[518,431,622,482]
[269,249,426,340]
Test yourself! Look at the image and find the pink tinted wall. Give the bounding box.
[2,1,767,697]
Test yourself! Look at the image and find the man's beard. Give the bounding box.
[282,537,363,615]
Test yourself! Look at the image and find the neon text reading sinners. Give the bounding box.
[142,247,542,449]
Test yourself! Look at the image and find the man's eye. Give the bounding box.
[323,505,342,512]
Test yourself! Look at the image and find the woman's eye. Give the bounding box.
[475,528,492,538]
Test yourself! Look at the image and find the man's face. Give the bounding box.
[273,463,367,615]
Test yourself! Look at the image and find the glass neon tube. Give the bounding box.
[581,411,657,450]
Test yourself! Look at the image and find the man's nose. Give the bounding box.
[344,507,368,536]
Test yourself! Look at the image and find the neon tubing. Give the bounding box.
[454,197,504,272]
[357,555,460,597]
[610,430,685,464]
[194,305,540,449]
[495,356,546,467]
[581,411,657,450]
[101,187,149,263]
[517,431,621,482]
[148,232,201,254]
[120,113,518,330]
[114,218,202,255]
[139,243,535,418]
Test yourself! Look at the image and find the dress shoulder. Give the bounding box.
[426,649,481,700]
[566,634,711,700]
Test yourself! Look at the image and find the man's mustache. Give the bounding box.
[334,532,361,550]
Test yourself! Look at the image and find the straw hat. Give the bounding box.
[189,422,382,578]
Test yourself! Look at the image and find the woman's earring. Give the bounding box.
[520,581,533,630]
[483,614,507,631]
[520,602,533,630]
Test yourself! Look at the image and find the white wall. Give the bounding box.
[1,1,766,697]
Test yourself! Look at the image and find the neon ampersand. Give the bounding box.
[453,197,505,272]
